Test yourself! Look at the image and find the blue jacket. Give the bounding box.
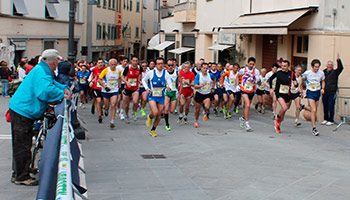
[9,61,69,120]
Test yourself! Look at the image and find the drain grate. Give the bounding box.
[141,154,167,159]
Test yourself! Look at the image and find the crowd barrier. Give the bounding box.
[36,97,87,200]
[334,87,350,131]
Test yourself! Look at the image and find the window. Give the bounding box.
[119,0,122,12]
[43,41,55,50]
[142,20,146,33]
[154,0,158,10]
[165,34,175,41]
[182,34,196,48]
[108,0,111,8]
[102,24,106,39]
[135,26,139,38]
[97,0,101,6]
[296,35,309,54]
[130,0,132,11]
[143,0,147,8]
[112,0,115,9]
[136,0,140,12]
[103,0,107,8]
[96,23,102,40]
[45,3,58,19]
[124,0,126,9]
[153,21,159,34]
[108,25,111,39]
[13,0,28,15]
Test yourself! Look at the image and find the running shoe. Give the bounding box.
[299,103,305,112]
[326,121,334,126]
[194,121,199,128]
[294,119,301,127]
[228,112,232,118]
[133,112,138,121]
[81,104,85,109]
[141,109,146,117]
[224,112,228,119]
[223,106,227,113]
[104,109,109,117]
[214,109,218,117]
[120,113,125,120]
[261,106,265,114]
[177,118,183,124]
[321,120,328,125]
[165,125,171,131]
[79,102,83,108]
[239,117,246,128]
[174,109,178,114]
[274,117,281,134]
[312,128,319,136]
[91,105,95,114]
[184,116,188,124]
[146,115,153,127]
[235,107,239,114]
[245,124,253,132]
[98,116,103,123]
[203,114,208,122]
[149,130,157,137]
[110,122,115,128]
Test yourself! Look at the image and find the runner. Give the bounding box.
[264,63,279,119]
[209,63,221,116]
[121,55,142,123]
[139,61,149,117]
[76,65,90,109]
[148,60,155,70]
[220,64,239,119]
[255,68,267,113]
[116,56,128,117]
[89,58,106,123]
[142,57,172,137]
[193,63,216,128]
[300,59,325,136]
[164,59,182,131]
[290,66,303,126]
[268,60,298,133]
[98,58,121,128]
[178,61,196,124]
[237,57,261,132]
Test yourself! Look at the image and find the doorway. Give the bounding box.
[262,35,278,70]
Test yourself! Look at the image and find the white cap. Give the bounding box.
[41,49,62,61]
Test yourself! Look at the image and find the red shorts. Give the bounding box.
[181,87,193,98]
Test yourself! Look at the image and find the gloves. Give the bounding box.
[105,87,111,92]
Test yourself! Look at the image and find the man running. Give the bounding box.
[164,59,182,131]
[178,61,196,124]
[143,57,172,137]
[116,56,128,116]
[98,58,121,128]
[90,58,106,123]
[193,63,215,128]
[139,61,149,117]
[220,64,239,119]
[264,63,279,119]
[121,55,142,123]
[76,65,90,109]
[268,60,298,133]
[300,59,325,136]
[209,63,221,116]
[255,68,267,113]
[290,66,303,126]
[237,57,261,132]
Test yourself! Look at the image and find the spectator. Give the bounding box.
[0,61,11,97]
[18,61,27,82]
[9,49,71,186]
[322,54,344,126]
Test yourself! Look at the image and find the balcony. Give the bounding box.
[174,1,196,23]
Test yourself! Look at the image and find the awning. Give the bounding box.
[221,7,318,35]
[152,41,174,51]
[13,0,28,15]
[147,34,160,50]
[168,47,194,55]
[208,44,233,51]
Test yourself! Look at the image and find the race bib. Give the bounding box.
[96,81,102,88]
[279,85,289,94]
[259,84,265,90]
[309,83,320,91]
[183,79,190,87]
[107,79,117,88]
[216,82,220,88]
[201,83,210,92]
[129,78,137,87]
[152,87,163,97]
[229,78,236,85]
[272,79,277,88]
[172,81,176,89]
[80,79,87,84]
[244,83,254,91]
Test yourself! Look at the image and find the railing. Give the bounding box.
[334,87,350,131]
[174,1,196,12]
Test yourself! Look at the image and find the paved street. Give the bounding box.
[1,96,350,199]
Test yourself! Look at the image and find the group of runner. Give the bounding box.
[74,55,328,137]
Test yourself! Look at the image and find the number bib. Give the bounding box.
[244,83,254,91]
[309,83,320,91]
[152,87,163,97]
[229,78,236,85]
[272,79,277,88]
[279,85,290,94]
[107,79,117,88]
[129,78,137,87]
[172,81,176,89]
[183,79,190,87]
[259,84,265,90]
[96,81,102,88]
[201,83,210,92]
[80,79,87,84]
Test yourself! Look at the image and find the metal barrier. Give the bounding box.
[334,87,350,131]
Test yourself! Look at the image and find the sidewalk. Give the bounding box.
[80,103,350,200]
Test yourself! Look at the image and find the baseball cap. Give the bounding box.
[41,49,63,61]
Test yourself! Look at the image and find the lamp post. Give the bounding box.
[48,0,98,77]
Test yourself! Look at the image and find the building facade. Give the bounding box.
[0,0,84,67]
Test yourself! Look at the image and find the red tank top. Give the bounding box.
[125,65,141,90]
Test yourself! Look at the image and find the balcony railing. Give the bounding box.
[174,1,196,13]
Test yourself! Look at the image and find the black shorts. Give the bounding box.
[256,89,264,96]
[290,92,301,100]
[276,93,291,103]
[123,89,137,96]
[93,89,103,98]
[194,92,211,104]
[264,90,270,95]
[119,83,125,92]
[241,91,255,100]
[79,84,89,94]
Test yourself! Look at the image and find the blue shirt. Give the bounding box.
[76,70,90,85]
[9,61,69,120]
